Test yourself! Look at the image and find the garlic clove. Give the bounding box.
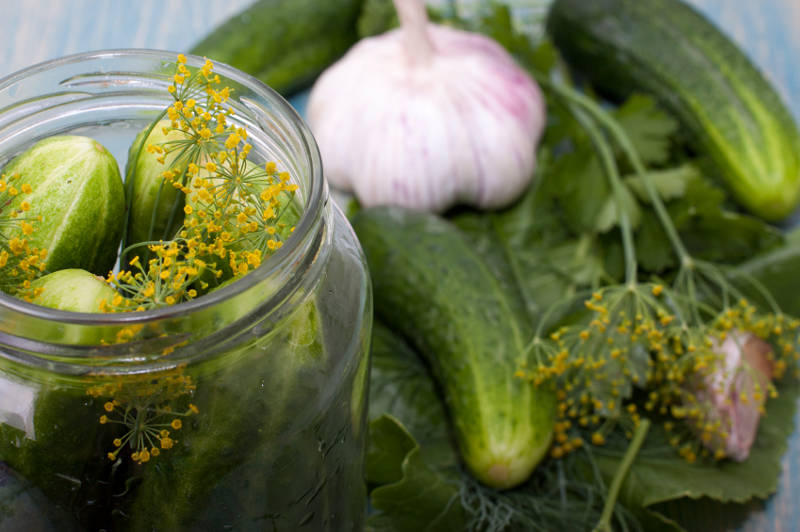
[690,330,774,461]
[308,2,545,213]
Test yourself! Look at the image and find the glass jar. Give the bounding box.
[0,50,371,531]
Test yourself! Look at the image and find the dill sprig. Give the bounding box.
[111,54,299,310]
[518,71,800,476]
[103,239,204,312]
[87,369,199,465]
[0,172,48,293]
[461,443,642,532]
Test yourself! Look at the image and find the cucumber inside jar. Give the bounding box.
[0,296,341,530]
[0,136,125,294]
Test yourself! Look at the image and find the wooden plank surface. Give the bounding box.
[0,1,798,531]
[0,0,255,76]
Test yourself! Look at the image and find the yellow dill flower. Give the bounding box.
[110,54,298,319]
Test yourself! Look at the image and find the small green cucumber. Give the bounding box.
[29,269,116,313]
[1,136,125,277]
[190,0,365,96]
[27,269,119,344]
[352,206,555,489]
[124,121,188,256]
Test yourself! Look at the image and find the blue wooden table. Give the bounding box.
[1,1,798,530]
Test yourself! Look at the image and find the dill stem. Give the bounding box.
[568,103,637,284]
[534,73,690,266]
[588,101,689,263]
[593,419,651,532]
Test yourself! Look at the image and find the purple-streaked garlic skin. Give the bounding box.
[694,331,773,462]
[307,22,546,213]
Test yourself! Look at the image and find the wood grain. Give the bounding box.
[0,0,255,78]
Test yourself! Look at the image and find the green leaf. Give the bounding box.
[366,413,418,486]
[366,324,466,530]
[678,212,783,264]
[366,416,466,532]
[591,378,800,531]
[635,213,677,273]
[665,176,783,264]
[613,94,679,165]
[624,164,699,203]
[674,174,726,215]
[368,322,456,469]
[735,235,800,317]
[596,184,642,233]
[551,148,612,234]
[631,170,782,271]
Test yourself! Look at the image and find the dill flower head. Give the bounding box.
[104,238,204,312]
[0,172,47,293]
[111,54,301,313]
[520,275,800,462]
[87,368,199,464]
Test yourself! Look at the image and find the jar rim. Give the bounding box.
[0,48,327,326]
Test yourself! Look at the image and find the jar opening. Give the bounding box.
[0,50,331,369]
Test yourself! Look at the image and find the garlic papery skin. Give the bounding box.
[307,0,545,213]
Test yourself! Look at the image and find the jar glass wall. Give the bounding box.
[0,50,371,531]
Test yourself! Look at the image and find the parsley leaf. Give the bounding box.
[625,164,698,203]
[613,94,679,166]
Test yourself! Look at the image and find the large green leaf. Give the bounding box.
[591,378,800,531]
[368,322,456,471]
[624,164,698,203]
[366,416,465,532]
[366,323,466,530]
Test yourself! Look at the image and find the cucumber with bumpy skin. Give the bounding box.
[0,136,125,280]
[129,297,328,530]
[124,121,188,256]
[29,269,116,314]
[190,0,364,96]
[352,206,555,490]
[547,0,800,221]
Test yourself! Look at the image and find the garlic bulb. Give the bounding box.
[307,0,545,212]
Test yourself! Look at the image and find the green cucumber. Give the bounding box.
[547,0,800,221]
[27,269,118,344]
[29,269,116,314]
[352,206,555,490]
[190,0,364,96]
[124,121,187,257]
[129,298,327,529]
[1,136,125,279]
